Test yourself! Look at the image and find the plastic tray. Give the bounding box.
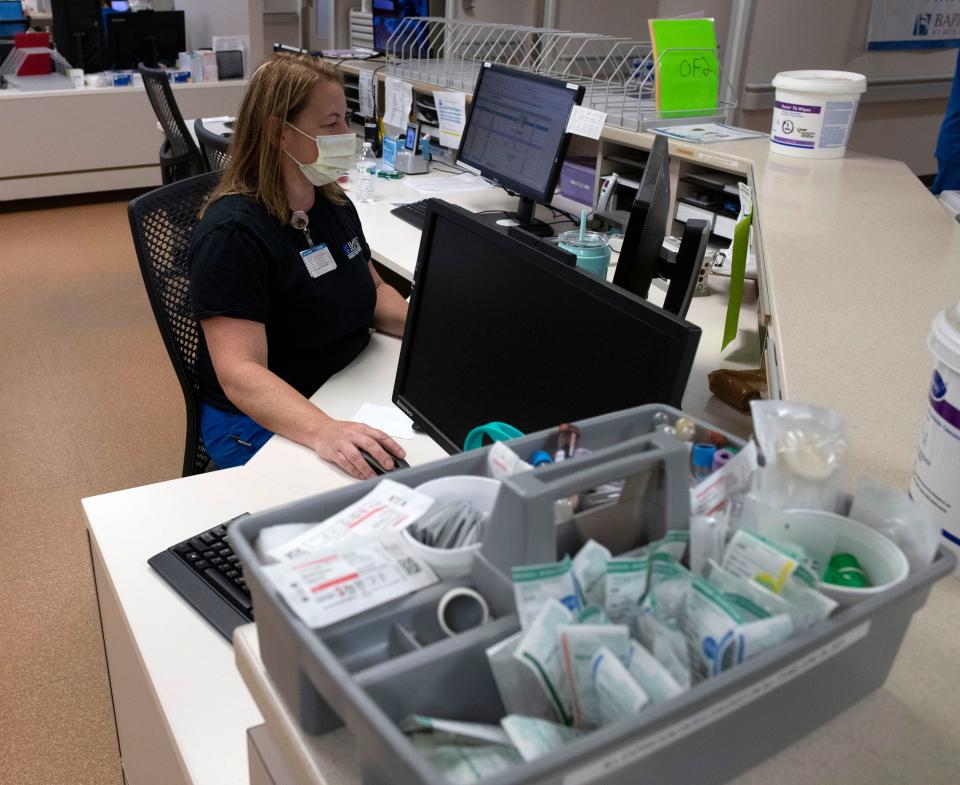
[229,404,956,785]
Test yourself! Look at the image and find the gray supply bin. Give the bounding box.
[229,404,956,785]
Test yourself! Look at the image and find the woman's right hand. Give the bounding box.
[310,419,406,479]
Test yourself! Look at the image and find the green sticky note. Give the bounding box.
[648,18,719,115]
[722,211,752,350]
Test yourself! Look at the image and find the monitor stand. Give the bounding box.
[489,196,555,238]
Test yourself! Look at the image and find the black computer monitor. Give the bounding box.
[612,134,671,300]
[456,63,585,237]
[106,10,184,69]
[51,0,103,72]
[393,201,701,454]
[373,0,429,54]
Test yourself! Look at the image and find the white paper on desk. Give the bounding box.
[433,90,467,148]
[359,70,375,119]
[351,402,415,440]
[565,105,607,140]
[651,123,766,144]
[408,172,492,195]
[384,77,413,131]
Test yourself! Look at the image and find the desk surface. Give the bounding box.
[83,468,301,785]
[644,136,960,489]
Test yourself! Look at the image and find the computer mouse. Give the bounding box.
[358,449,410,475]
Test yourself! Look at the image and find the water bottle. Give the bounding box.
[356,141,377,203]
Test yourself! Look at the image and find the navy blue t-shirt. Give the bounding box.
[189,191,376,414]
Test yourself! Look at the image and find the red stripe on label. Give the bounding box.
[295,554,339,569]
[310,572,360,592]
[347,504,386,528]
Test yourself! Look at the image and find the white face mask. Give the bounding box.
[284,123,356,186]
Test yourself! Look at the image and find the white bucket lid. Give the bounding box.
[928,301,960,373]
[772,70,867,95]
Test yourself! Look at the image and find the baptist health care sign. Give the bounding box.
[868,0,960,49]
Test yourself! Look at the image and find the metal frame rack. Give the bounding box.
[384,18,736,132]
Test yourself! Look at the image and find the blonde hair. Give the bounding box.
[202,53,346,222]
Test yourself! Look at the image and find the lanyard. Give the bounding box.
[290,209,314,247]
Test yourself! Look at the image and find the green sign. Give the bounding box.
[649,18,720,115]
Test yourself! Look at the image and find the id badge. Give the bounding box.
[301,243,338,278]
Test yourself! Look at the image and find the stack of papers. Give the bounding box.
[408,173,493,195]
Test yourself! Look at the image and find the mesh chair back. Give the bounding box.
[128,172,221,476]
[139,64,206,183]
[194,119,232,171]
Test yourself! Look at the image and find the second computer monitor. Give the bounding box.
[612,134,671,300]
[106,10,185,69]
[456,64,584,235]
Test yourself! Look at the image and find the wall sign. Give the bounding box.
[868,0,960,49]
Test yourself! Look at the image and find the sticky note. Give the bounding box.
[648,18,719,116]
[565,105,607,139]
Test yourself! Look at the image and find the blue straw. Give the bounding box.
[579,208,588,243]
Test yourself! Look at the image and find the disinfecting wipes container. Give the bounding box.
[911,301,960,558]
[769,70,866,159]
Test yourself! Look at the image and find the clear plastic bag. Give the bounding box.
[750,401,848,513]
[849,477,940,573]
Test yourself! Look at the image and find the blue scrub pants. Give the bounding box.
[200,403,273,468]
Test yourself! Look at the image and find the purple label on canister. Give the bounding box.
[930,395,960,431]
[772,135,815,148]
[774,100,822,114]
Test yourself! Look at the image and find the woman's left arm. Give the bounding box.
[369,261,408,336]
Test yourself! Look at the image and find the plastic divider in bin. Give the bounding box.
[485,430,691,568]
[358,614,519,722]
[315,575,514,674]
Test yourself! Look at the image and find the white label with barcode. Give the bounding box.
[563,621,871,785]
[263,532,437,629]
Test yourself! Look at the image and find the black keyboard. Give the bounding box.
[391,199,430,229]
[148,513,253,642]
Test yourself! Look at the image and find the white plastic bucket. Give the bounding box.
[769,70,866,159]
[402,476,502,579]
[760,509,909,608]
[911,301,960,560]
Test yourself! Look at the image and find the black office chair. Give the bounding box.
[139,64,207,184]
[194,119,232,171]
[128,171,221,477]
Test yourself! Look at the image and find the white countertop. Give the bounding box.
[82,469,300,785]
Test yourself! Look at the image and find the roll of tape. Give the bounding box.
[437,587,490,638]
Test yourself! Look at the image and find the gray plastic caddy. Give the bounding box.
[229,404,956,785]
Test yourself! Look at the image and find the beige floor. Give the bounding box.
[0,198,183,785]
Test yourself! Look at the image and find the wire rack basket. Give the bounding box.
[384,18,736,133]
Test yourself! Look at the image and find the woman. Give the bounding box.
[189,53,408,478]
